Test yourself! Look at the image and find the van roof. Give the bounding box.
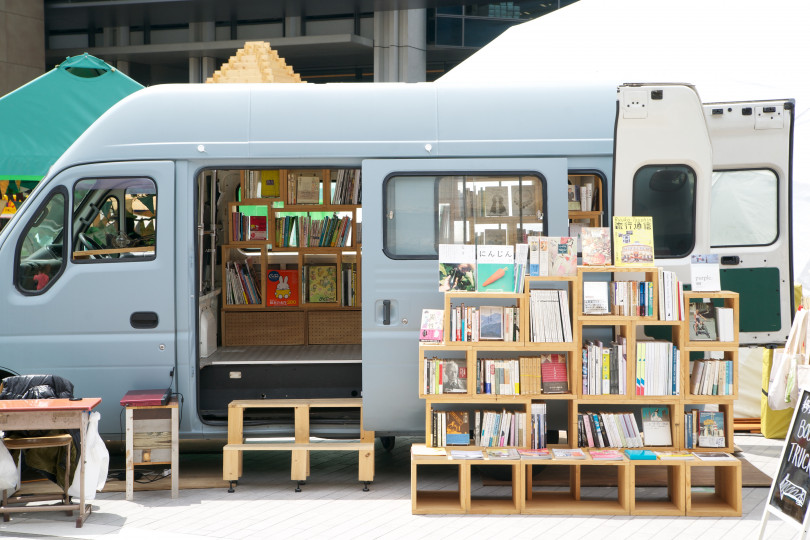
[51,81,617,174]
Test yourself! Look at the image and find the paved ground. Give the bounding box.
[0,433,799,539]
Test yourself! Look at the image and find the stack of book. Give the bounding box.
[225,260,261,305]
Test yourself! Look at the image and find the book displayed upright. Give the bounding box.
[419,309,444,343]
[698,410,726,448]
[690,254,721,291]
[580,227,611,266]
[612,216,654,267]
[582,281,610,315]
[547,237,577,276]
[266,269,299,307]
[641,407,673,446]
[438,244,476,292]
[307,264,337,303]
[476,245,515,292]
[540,353,569,394]
[295,175,321,204]
[689,301,718,341]
[510,185,538,217]
[527,236,549,277]
[483,186,509,217]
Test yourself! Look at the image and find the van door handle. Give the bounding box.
[383,300,391,326]
[131,311,159,329]
[720,256,740,265]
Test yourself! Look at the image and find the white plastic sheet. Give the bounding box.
[68,411,109,500]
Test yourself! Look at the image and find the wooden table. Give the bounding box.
[223,398,374,492]
[0,398,101,527]
[124,397,179,500]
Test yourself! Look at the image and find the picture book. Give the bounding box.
[540,354,569,394]
[479,306,505,340]
[419,308,444,343]
[510,185,538,217]
[690,254,721,292]
[689,301,718,341]
[698,411,726,448]
[476,245,515,292]
[581,227,611,266]
[247,216,268,241]
[547,236,577,276]
[518,448,551,459]
[266,269,299,307]
[612,216,655,267]
[438,244,476,292]
[442,359,468,393]
[528,236,549,277]
[260,170,281,198]
[445,411,471,445]
[296,175,321,204]
[307,265,337,303]
[624,449,657,460]
[641,407,672,446]
[483,186,509,217]
[551,448,586,460]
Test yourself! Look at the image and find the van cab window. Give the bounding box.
[384,174,544,258]
[631,165,696,258]
[72,177,157,262]
[711,169,777,247]
[16,191,67,293]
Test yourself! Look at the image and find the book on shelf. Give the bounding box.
[689,301,718,341]
[547,237,577,277]
[225,260,261,305]
[479,306,505,340]
[635,340,680,396]
[609,280,654,317]
[540,354,569,394]
[582,281,610,315]
[295,175,321,204]
[511,185,538,217]
[518,448,551,459]
[445,411,471,445]
[551,448,586,460]
[247,215,267,241]
[529,289,572,342]
[690,254,721,292]
[483,186,509,217]
[424,357,468,394]
[477,245,515,292]
[438,244,476,292]
[698,411,726,448]
[589,449,624,460]
[690,359,733,396]
[474,410,525,447]
[449,449,484,460]
[658,269,685,321]
[612,216,654,267]
[340,262,358,307]
[266,269,299,307]
[580,227,611,266]
[527,236,549,277]
[485,448,520,460]
[419,309,444,343]
[513,243,529,294]
[331,168,361,205]
[694,451,735,461]
[568,222,586,253]
[530,402,547,449]
[307,264,337,303]
[624,449,657,460]
[567,183,581,210]
[715,307,734,341]
[641,407,673,446]
[259,170,281,198]
[477,358,520,395]
[411,444,447,457]
[578,411,641,448]
[583,340,627,396]
[655,451,694,460]
[483,228,507,245]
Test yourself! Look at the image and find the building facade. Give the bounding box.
[0,1,45,97]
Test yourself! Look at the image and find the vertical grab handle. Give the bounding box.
[383,300,391,326]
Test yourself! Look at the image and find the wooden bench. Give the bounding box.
[223,398,374,492]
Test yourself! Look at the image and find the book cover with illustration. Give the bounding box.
[540,353,569,393]
[419,309,444,343]
[612,216,655,267]
[581,227,611,266]
[260,170,281,198]
[267,269,299,307]
[698,411,726,448]
[476,245,515,293]
[547,236,577,276]
[510,185,538,217]
[248,215,267,241]
[689,301,718,341]
[296,175,321,204]
[307,265,337,302]
[445,411,471,445]
[528,236,549,277]
[438,244,476,292]
[641,407,672,446]
[483,186,509,217]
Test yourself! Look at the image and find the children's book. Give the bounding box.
[266,269,299,306]
[547,237,577,276]
[581,227,611,266]
[307,265,337,302]
[641,407,672,446]
[419,309,444,343]
[476,245,515,292]
[247,215,267,241]
[438,244,476,292]
[612,216,655,267]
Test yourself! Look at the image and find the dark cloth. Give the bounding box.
[0,375,79,488]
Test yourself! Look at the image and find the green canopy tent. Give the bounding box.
[0,53,143,218]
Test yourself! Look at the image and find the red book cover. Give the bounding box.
[248,216,267,240]
[541,353,569,394]
[267,269,299,306]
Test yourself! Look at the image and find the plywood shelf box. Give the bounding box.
[413,265,741,516]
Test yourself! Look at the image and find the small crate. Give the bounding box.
[308,311,361,344]
[223,311,306,346]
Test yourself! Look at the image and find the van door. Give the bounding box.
[703,99,794,344]
[0,161,176,433]
[362,157,567,433]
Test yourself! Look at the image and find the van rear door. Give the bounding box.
[0,161,176,433]
[703,99,794,344]
[361,157,567,433]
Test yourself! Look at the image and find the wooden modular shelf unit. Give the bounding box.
[414,265,741,515]
[568,173,604,228]
[220,168,361,347]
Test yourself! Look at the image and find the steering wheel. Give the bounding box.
[77,232,109,259]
